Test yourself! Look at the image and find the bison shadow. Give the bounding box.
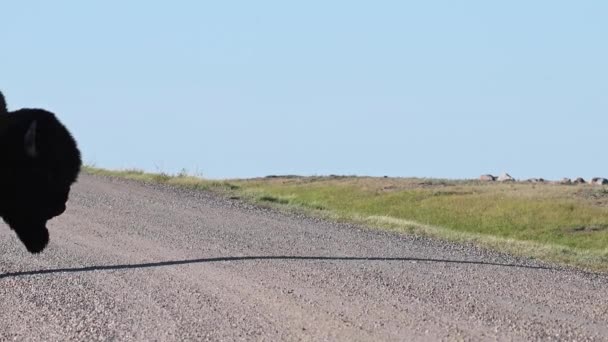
[0,255,552,279]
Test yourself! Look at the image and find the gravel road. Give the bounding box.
[1,174,607,341]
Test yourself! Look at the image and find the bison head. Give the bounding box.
[0,108,81,253]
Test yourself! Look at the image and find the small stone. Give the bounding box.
[590,177,608,185]
[480,174,496,182]
[497,173,514,182]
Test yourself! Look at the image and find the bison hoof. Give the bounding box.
[15,227,50,254]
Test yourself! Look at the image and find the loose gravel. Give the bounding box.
[1,174,607,341]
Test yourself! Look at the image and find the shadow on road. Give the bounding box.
[0,255,552,279]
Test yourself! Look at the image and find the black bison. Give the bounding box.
[0,91,81,253]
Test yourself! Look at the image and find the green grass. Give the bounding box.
[83,167,608,272]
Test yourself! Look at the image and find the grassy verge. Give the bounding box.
[84,167,608,272]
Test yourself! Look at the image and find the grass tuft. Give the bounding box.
[259,195,290,204]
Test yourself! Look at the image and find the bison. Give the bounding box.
[0,91,81,253]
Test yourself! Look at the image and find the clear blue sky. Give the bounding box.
[2,1,606,179]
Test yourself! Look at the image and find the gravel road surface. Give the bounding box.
[1,174,607,341]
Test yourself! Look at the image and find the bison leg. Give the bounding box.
[12,222,50,254]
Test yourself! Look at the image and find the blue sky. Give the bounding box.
[1,1,606,179]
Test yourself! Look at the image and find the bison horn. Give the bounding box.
[0,91,6,112]
[24,120,38,158]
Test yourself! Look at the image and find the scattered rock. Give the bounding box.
[475,174,605,185]
[497,173,514,182]
[590,177,608,185]
[479,174,496,182]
